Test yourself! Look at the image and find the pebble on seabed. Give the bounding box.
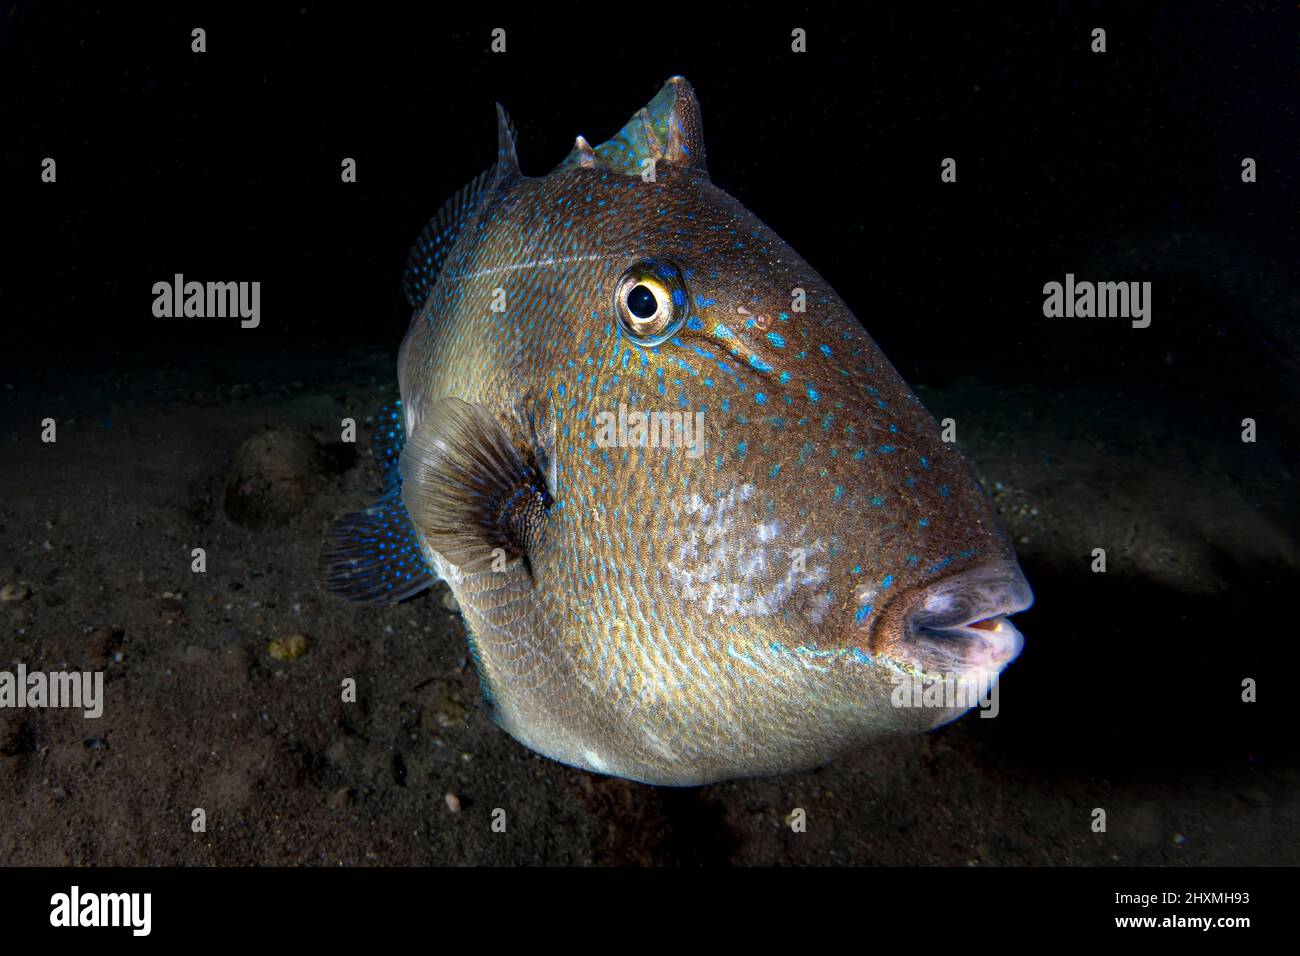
[1,582,31,603]
[268,634,311,662]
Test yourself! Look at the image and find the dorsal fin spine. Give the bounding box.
[494,103,521,184]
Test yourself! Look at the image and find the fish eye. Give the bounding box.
[627,284,658,320]
[614,258,688,345]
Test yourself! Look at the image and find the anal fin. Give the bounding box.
[321,485,435,604]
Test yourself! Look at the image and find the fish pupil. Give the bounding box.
[627,284,658,320]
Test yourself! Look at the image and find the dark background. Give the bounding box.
[3,2,1296,402]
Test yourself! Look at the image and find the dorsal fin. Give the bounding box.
[401,104,523,310]
[402,169,492,309]
[552,76,708,177]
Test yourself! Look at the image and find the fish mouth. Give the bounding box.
[873,561,1034,680]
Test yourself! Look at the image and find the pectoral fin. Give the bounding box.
[399,398,551,575]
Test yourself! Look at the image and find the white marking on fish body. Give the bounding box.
[667,489,831,619]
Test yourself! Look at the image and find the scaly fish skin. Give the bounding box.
[326,77,1033,785]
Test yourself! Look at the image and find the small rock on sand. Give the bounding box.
[327,787,357,809]
[268,634,310,662]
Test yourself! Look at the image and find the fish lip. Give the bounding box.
[871,560,1034,680]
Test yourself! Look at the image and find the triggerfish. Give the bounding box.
[323,77,1033,786]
